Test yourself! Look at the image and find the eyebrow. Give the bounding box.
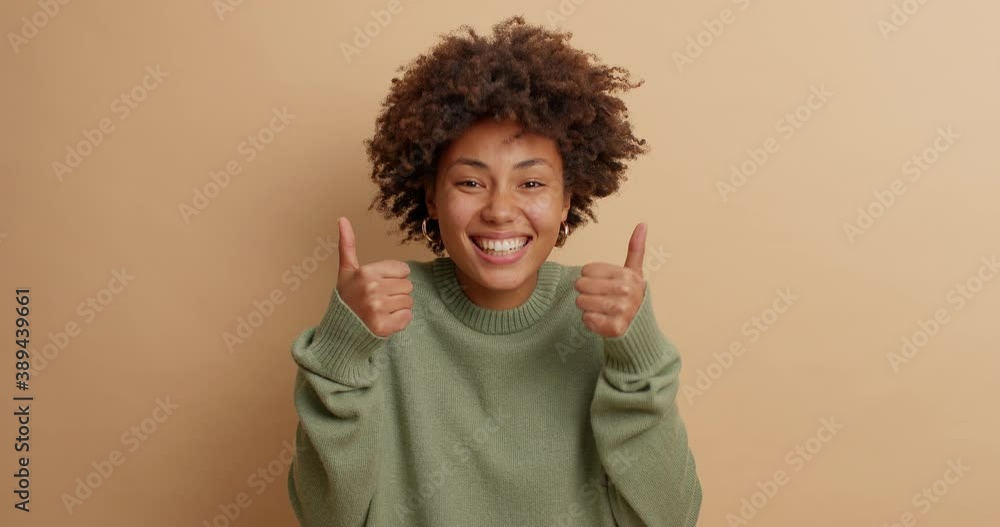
[446,157,552,172]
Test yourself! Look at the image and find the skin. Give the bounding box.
[421,117,650,337]
[575,222,648,338]
[425,118,571,310]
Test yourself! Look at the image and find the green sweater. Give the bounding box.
[287,257,702,526]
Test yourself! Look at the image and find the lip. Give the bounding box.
[470,235,532,265]
[468,232,533,239]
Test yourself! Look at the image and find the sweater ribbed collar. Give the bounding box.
[431,257,564,335]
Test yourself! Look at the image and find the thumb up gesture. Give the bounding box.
[336,217,414,337]
[574,223,648,338]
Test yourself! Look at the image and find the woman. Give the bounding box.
[288,16,702,527]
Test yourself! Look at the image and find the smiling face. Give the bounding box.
[426,118,571,310]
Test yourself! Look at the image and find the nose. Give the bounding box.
[481,187,518,223]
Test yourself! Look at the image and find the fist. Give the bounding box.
[574,222,648,338]
[336,217,414,337]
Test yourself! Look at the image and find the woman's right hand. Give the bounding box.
[335,216,414,337]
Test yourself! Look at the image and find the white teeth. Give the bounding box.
[472,236,528,253]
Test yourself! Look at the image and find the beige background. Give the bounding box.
[2,0,998,525]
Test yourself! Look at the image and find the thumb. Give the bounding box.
[338,217,360,273]
[623,222,646,273]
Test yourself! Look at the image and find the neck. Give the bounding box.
[432,257,563,334]
[454,265,539,310]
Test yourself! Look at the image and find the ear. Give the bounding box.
[425,181,436,217]
[561,190,571,221]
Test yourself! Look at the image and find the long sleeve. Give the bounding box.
[287,287,389,527]
[590,282,703,527]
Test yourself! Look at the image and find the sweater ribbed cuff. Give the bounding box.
[291,287,387,386]
[602,282,675,375]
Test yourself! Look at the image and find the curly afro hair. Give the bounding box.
[364,15,649,256]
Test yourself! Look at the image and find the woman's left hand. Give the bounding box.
[574,222,648,338]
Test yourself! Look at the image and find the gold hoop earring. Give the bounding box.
[421,217,436,243]
[556,221,570,246]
